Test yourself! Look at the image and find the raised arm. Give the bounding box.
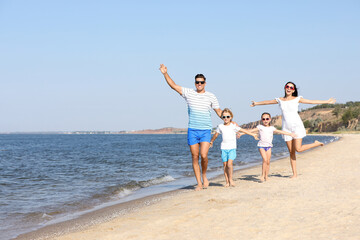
[299,97,336,105]
[250,99,278,107]
[159,64,182,95]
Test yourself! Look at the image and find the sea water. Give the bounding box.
[0,134,338,239]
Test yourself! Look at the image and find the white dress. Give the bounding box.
[275,96,306,141]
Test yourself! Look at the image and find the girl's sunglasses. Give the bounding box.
[222,116,231,119]
[262,118,270,121]
[195,81,206,84]
[285,85,295,90]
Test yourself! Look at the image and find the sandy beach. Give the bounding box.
[18,134,360,240]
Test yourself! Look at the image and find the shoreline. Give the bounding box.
[14,135,342,240]
[14,159,269,240]
[44,133,358,240]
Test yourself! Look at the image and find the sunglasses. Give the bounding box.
[262,118,270,121]
[222,116,231,119]
[195,81,206,85]
[285,85,295,90]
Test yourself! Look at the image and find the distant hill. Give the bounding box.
[123,102,360,134]
[241,101,360,133]
[126,127,187,134]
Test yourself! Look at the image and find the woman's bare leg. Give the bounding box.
[286,140,297,178]
[293,138,324,152]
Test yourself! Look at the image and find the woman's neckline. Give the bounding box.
[279,96,298,101]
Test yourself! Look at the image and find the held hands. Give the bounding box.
[237,132,245,139]
[159,64,167,74]
[290,133,297,138]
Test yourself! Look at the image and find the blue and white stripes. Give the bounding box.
[182,87,220,130]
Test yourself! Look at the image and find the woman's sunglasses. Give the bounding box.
[262,118,270,121]
[195,81,206,85]
[285,85,295,90]
[222,116,231,119]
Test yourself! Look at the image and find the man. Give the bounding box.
[159,64,222,191]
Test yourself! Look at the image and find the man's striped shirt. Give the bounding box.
[182,87,220,130]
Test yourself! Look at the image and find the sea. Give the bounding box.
[0,134,339,239]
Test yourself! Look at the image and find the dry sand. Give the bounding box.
[23,134,360,240]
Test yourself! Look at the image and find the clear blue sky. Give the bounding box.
[0,0,359,132]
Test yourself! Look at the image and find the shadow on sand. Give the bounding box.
[238,175,262,183]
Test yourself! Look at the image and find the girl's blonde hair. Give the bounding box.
[221,108,233,120]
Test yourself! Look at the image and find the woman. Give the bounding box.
[250,82,336,178]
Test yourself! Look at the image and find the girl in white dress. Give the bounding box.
[248,112,296,182]
[250,82,336,178]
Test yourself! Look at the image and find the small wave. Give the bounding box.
[138,175,175,188]
[116,188,134,198]
[107,175,177,200]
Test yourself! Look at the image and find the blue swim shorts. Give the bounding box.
[221,149,237,162]
[187,128,211,146]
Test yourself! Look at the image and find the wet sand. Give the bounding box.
[17,134,360,240]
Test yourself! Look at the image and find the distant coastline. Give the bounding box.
[0,127,188,135]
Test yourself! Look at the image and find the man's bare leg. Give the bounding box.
[189,144,202,191]
[200,142,210,188]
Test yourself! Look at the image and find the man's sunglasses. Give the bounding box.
[195,81,206,85]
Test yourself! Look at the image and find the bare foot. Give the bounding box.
[264,177,269,181]
[290,174,297,179]
[315,140,324,146]
[194,185,203,191]
[260,176,265,182]
[230,181,235,187]
[203,178,209,188]
[225,183,230,187]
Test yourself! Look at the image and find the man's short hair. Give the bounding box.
[194,74,206,81]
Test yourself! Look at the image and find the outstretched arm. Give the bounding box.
[209,132,219,148]
[299,97,336,105]
[237,128,258,138]
[250,99,278,107]
[239,128,259,140]
[159,64,182,95]
[274,129,297,138]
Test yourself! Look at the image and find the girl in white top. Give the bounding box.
[210,108,258,187]
[251,82,336,178]
[248,112,296,182]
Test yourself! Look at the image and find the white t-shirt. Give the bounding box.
[257,125,276,147]
[216,123,241,150]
